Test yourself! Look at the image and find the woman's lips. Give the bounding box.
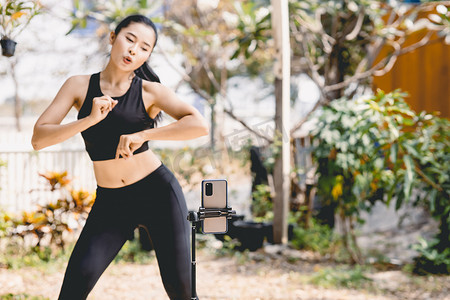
[123,57,132,64]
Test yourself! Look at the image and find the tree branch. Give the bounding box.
[290,96,327,136]
[292,25,327,100]
[345,8,365,41]
[158,47,272,143]
[223,108,273,143]
[324,30,439,93]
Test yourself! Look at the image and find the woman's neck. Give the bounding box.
[101,63,135,88]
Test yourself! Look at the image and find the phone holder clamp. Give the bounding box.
[188,207,236,222]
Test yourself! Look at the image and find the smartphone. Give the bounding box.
[201,179,228,234]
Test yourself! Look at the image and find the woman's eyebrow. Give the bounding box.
[126,32,152,48]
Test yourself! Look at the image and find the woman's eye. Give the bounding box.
[142,48,148,51]
[126,37,133,42]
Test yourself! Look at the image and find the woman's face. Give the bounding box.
[110,22,156,71]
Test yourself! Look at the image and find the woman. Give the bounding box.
[32,14,208,300]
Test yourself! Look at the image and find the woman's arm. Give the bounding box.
[115,82,209,159]
[31,76,117,150]
[144,82,209,140]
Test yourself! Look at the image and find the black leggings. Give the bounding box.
[58,163,191,300]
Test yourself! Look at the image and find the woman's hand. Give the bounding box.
[89,96,118,124]
[115,133,145,160]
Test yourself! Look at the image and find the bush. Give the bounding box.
[251,184,273,222]
[412,238,450,275]
[310,89,450,266]
[291,218,340,256]
[2,171,95,259]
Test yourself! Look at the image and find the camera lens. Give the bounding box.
[205,182,213,196]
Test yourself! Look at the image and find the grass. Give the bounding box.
[113,237,155,265]
[1,232,448,300]
[0,239,73,272]
[309,265,374,290]
[0,230,155,271]
[0,294,49,300]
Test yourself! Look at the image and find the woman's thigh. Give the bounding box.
[137,170,191,299]
[58,190,135,299]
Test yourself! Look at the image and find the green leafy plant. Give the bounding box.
[412,237,450,275]
[0,234,73,270]
[0,0,43,40]
[310,89,450,265]
[0,210,13,238]
[6,171,95,255]
[289,0,450,132]
[214,235,243,258]
[310,265,373,290]
[291,218,341,256]
[251,184,273,222]
[66,0,160,36]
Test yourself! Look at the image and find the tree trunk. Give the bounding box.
[210,100,216,151]
[10,58,22,132]
[271,0,291,244]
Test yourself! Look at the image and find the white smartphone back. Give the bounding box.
[201,179,228,234]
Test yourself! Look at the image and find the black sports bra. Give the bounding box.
[77,72,154,161]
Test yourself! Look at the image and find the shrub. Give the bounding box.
[310,89,450,267]
[291,218,340,256]
[251,184,273,222]
[6,171,95,254]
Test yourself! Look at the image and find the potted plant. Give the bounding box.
[0,0,42,57]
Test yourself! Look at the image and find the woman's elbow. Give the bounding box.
[31,135,42,151]
[31,126,44,150]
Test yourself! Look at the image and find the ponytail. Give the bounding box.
[134,62,162,126]
[135,62,160,83]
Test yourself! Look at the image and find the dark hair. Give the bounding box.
[114,14,162,126]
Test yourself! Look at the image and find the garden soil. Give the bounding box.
[0,246,449,300]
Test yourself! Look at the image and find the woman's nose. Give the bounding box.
[129,45,137,55]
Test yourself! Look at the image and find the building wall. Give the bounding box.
[372,6,450,118]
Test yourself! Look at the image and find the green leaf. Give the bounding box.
[395,194,404,211]
[390,143,398,165]
[428,189,438,212]
[403,155,415,202]
[403,142,421,159]
[139,0,148,9]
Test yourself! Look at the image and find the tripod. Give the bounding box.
[187,207,236,300]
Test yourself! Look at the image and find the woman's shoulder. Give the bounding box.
[64,74,93,108]
[66,73,92,86]
[142,79,168,101]
[142,79,164,92]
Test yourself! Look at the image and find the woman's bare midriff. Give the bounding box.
[93,149,162,188]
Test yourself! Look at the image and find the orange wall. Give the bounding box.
[372,7,450,118]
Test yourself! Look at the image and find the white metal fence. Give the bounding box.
[0,149,96,213]
[0,117,96,213]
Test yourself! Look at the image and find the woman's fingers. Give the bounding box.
[115,135,133,160]
[99,96,115,112]
[102,96,118,111]
[90,96,119,123]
